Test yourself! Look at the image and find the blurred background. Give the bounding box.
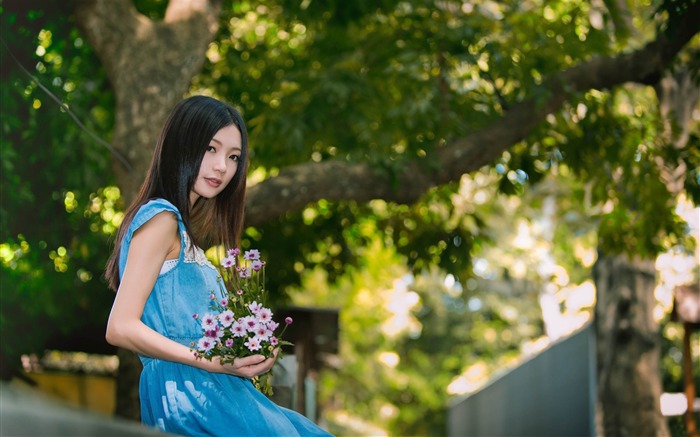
[1,0,699,436]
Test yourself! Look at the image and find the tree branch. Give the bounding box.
[75,0,220,93]
[165,0,220,35]
[245,2,700,226]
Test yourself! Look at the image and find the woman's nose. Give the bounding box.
[213,155,227,173]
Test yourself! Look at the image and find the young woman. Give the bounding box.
[105,95,332,436]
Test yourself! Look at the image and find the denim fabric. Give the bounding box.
[118,199,332,436]
[119,198,222,358]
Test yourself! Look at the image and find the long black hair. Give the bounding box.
[105,95,249,291]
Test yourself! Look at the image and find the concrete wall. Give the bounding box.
[22,371,116,414]
[448,325,596,437]
[1,381,170,436]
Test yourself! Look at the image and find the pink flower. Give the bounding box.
[248,301,263,314]
[257,308,272,323]
[245,337,261,351]
[251,260,263,271]
[194,246,284,364]
[218,310,235,327]
[201,313,217,330]
[231,321,246,337]
[243,315,259,332]
[254,325,272,340]
[221,256,236,268]
[197,337,215,352]
[243,249,261,261]
[205,326,224,339]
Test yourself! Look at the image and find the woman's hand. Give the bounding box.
[211,349,279,379]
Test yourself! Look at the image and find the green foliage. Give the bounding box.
[556,88,694,257]
[132,0,169,19]
[199,0,698,266]
[195,0,614,176]
[2,2,698,434]
[289,232,547,435]
[284,169,597,435]
[1,2,118,377]
[242,186,480,309]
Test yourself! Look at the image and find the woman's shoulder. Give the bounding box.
[131,198,183,232]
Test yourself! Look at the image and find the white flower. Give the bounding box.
[254,326,272,340]
[218,310,235,328]
[248,301,263,314]
[198,337,215,352]
[242,315,259,333]
[221,256,236,268]
[243,249,260,261]
[257,307,273,323]
[231,321,246,337]
[201,313,217,330]
[245,337,261,351]
[251,260,263,271]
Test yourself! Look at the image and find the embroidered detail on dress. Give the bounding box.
[159,259,178,274]
[182,232,216,270]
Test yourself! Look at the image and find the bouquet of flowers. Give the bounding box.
[190,248,292,395]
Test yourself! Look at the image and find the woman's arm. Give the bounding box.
[106,212,275,379]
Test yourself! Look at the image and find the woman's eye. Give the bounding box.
[230,155,240,161]
[206,146,216,152]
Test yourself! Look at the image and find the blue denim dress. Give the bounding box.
[119,199,332,436]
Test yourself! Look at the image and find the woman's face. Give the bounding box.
[190,124,242,205]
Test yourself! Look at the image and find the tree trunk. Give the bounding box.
[74,0,221,201]
[74,0,221,420]
[593,252,669,436]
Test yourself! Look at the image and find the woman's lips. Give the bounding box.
[204,177,222,187]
